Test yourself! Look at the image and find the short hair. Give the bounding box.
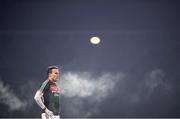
[47,66,59,75]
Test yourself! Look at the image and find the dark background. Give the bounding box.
[0,0,180,118]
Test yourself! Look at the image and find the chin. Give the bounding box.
[54,79,58,82]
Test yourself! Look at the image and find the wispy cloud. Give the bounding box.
[144,69,172,98]
[59,71,125,117]
[127,69,172,103]
[0,79,27,111]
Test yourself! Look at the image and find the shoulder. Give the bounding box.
[40,80,49,90]
[42,80,49,86]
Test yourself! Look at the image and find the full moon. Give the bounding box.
[90,36,101,45]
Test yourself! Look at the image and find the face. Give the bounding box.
[48,69,60,82]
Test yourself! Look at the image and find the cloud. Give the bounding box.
[59,71,124,117]
[127,69,172,103]
[60,72,122,99]
[144,69,172,97]
[0,79,27,111]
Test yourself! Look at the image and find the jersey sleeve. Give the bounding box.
[39,80,49,93]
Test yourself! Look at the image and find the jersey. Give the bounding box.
[40,80,60,115]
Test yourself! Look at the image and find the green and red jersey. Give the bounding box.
[40,80,60,115]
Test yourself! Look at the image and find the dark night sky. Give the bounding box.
[0,0,180,118]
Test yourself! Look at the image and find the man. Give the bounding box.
[34,66,61,119]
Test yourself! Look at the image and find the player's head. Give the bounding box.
[47,66,60,82]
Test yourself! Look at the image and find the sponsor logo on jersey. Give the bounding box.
[50,85,58,91]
